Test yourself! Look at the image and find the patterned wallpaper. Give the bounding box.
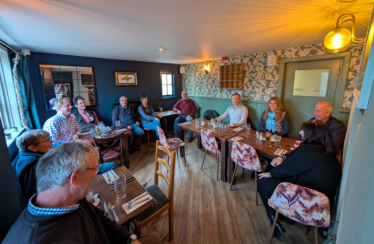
[182,43,364,109]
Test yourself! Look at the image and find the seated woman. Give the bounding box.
[138,94,161,138]
[71,96,99,131]
[259,97,290,137]
[257,120,341,237]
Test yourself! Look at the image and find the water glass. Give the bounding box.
[114,175,127,200]
[246,123,252,134]
[115,120,120,130]
[201,119,205,127]
[90,128,96,137]
[195,120,200,129]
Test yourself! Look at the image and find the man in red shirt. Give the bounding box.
[173,91,196,142]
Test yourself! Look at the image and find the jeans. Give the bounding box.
[128,123,145,146]
[97,162,117,175]
[141,120,161,137]
[174,114,193,138]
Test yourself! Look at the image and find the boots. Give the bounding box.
[269,215,286,238]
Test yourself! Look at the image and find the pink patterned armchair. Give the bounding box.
[157,126,186,165]
[200,129,221,180]
[268,182,331,244]
[230,142,268,205]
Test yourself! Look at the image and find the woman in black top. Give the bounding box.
[257,120,341,237]
[259,97,290,137]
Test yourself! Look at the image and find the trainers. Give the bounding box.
[188,137,193,143]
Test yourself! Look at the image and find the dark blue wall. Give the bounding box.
[28,52,182,126]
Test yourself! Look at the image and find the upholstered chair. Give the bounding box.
[200,129,221,180]
[157,126,186,165]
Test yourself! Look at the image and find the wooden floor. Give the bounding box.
[128,135,325,244]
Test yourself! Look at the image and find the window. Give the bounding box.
[293,69,330,97]
[160,71,175,98]
[0,47,22,130]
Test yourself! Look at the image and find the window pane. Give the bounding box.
[162,85,167,95]
[293,69,329,97]
[167,74,172,85]
[161,74,167,85]
[167,85,172,95]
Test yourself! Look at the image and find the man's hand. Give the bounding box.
[186,115,191,121]
[258,172,271,179]
[229,123,237,128]
[211,119,216,122]
[73,135,79,140]
[127,126,132,130]
[177,110,182,115]
[271,157,283,167]
[136,122,140,126]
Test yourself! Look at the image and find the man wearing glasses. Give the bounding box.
[13,130,116,204]
[4,141,161,244]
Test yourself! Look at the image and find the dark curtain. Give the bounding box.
[15,54,41,129]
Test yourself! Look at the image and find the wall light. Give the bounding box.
[324,13,365,53]
[204,65,210,74]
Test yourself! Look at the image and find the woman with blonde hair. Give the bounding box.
[259,97,290,137]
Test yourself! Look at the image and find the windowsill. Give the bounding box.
[5,128,26,148]
[159,96,178,100]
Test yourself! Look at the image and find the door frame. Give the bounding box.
[276,52,352,119]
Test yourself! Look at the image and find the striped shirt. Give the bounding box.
[215,104,248,126]
[28,194,80,216]
[43,113,80,145]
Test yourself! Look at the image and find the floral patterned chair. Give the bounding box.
[157,126,186,165]
[268,182,331,244]
[200,129,221,181]
[230,141,268,205]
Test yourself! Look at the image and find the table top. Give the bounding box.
[80,126,131,142]
[230,130,295,159]
[89,166,157,225]
[155,110,178,118]
[178,119,244,141]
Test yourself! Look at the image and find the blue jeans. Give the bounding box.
[98,162,117,175]
[141,120,161,137]
[174,114,193,138]
[129,123,145,146]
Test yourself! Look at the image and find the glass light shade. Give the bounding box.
[204,65,209,74]
[324,27,352,53]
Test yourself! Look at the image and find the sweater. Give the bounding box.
[138,104,156,121]
[72,109,97,131]
[215,104,248,126]
[112,105,139,127]
[259,111,290,137]
[172,99,196,117]
[2,197,132,244]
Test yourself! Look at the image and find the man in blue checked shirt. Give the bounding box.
[3,141,161,244]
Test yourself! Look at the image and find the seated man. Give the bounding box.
[173,91,196,142]
[309,101,347,151]
[112,96,144,154]
[3,141,161,244]
[43,97,80,147]
[211,93,248,127]
[71,95,100,131]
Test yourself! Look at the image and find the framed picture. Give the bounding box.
[115,72,138,86]
[80,74,94,86]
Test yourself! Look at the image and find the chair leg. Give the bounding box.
[169,207,174,241]
[255,171,258,206]
[242,168,245,178]
[201,149,207,170]
[306,225,310,235]
[269,211,279,244]
[182,146,187,166]
[314,226,318,244]
[230,164,238,191]
[216,153,219,181]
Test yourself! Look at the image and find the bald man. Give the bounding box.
[309,101,346,151]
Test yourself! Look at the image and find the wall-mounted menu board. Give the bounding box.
[219,63,245,90]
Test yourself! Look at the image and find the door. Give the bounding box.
[283,59,341,139]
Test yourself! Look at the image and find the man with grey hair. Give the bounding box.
[172,91,197,142]
[3,141,161,244]
[310,101,346,151]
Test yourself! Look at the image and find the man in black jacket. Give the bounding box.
[3,141,160,244]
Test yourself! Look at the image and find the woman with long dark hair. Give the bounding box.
[257,120,342,237]
[259,97,290,137]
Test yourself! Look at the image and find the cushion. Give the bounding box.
[166,138,185,149]
[135,185,170,222]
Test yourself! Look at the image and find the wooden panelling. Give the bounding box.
[190,96,267,130]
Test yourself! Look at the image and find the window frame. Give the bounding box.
[159,70,176,99]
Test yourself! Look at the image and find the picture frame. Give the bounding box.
[80,74,94,86]
[115,72,138,86]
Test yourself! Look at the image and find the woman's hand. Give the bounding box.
[154,117,160,121]
[258,172,271,179]
[271,157,283,167]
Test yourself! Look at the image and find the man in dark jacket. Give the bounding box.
[3,141,160,244]
[112,96,144,154]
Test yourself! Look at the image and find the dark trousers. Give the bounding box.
[257,177,283,219]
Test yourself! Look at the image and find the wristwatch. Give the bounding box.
[127,234,137,243]
[268,172,272,178]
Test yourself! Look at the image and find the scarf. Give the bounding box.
[266,111,276,133]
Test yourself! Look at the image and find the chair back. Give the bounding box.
[201,129,220,154]
[231,141,263,171]
[154,141,176,202]
[268,182,331,228]
[93,133,124,164]
[157,126,169,147]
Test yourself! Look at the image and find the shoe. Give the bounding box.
[133,144,141,151]
[142,182,148,187]
[251,171,255,178]
[188,137,193,143]
[269,215,286,238]
[278,215,295,225]
[129,146,135,155]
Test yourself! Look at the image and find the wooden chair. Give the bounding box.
[230,141,268,205]
[268,183,331,244]
[93,133,124,166]
[200,129,220,180]
[134,141,176,241]
[157,126,186,165]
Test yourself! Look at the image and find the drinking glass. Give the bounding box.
[201,118,205,127]
[246,124,252,134]
[114,175,127,200]
[224,124,228,136]
[115,120,120,131]
[195,120,199,129]
[90,128,96,137]
[265,134,271,145]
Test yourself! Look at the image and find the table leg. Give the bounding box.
[220,139,227,182]
[163,117,168,137]
[197,135,202,149]
[123,134,130,168]
[179,126,185,157]
[228,141,234,184]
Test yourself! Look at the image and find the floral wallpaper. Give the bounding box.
[182,42,364,109]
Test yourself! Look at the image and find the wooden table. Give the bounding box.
[80,126,132,168]
[89,166,157,225]
[155,110,178,137]
[227,131,295,183]
[178,119,245,182]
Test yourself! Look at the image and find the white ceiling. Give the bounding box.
[0,0,372,64]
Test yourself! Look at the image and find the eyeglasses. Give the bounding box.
[33,138,51,145]
[86,165,102,174]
